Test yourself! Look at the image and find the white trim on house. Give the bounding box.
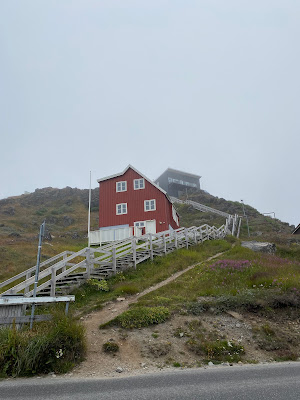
[134,178,145,190]
[172,205,179,226]
[144,199,156,212]
[116,203,127,215]
[134,221,146,228]
[116,181,127,192]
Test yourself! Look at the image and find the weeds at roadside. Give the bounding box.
[0,312,85,378]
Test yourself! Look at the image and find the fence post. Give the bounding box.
[237,217,242,239]
[132,239,137,269]
[24,271,31,295]
[112,247,117,274]
[185,228,189,249]
[225,218,228,234]
[85,247,91,279]
[163,233,167,254]
[50,267,56,297]
[232,216,236,236]
[174,231,178,249]
[149,233,153,261]
[194,229,197,244]
[62,252,67,273]
[206,225,209,240]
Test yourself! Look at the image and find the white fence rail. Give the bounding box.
[89,226,133,246]
[0,223,227,298]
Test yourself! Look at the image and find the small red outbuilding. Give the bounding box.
[97,165,179,240]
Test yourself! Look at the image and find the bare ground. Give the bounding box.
[72,253,300,379]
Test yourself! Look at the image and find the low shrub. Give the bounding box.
[102,341,119,353]
[0,313,86,377]
[186,338,244,363]
[87,279,109,292]
[100,306,170,329]
[114,284,139,295]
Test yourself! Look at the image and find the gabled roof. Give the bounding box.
[154,167,201,182]
[292,224,300,234]
[97,164,175,206]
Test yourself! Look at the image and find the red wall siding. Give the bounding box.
[99,168,179,232]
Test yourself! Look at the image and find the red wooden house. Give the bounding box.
[95,165,179,242]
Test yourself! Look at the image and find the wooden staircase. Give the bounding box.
[0,224,228,298]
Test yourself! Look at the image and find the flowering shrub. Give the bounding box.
[209,259,251,271]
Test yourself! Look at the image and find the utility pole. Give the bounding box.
[241,199,250,238]
[30,221,45,329]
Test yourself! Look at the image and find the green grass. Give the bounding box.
[100,306,170,329]
[135,244,300,313]
[71,239,232,314]
[0,312,86,377]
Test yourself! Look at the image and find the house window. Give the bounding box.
[144,199,156,212]
[134,221,145,228]
[134,178,145,190]
[116,203,127,215]
[116,181,127,192]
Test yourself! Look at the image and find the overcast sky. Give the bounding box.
[0,1,299,226]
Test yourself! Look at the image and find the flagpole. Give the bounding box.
[88,171,91,247]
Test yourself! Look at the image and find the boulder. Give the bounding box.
[241,241,276,254]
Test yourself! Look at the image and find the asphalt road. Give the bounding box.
[1,362,300,400]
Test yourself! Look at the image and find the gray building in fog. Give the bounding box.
[154,168,201,198]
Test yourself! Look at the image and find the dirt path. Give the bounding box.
[72,251,226,378]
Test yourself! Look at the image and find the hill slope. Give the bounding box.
[0,186,295,280]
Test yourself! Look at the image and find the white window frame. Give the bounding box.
[116,181,127,192]
[134,178,145,190]
[134,221,146,228]
[116,203,127,215]
[144,199,156,212]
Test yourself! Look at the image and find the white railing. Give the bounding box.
[0,223,227,298]
[89,226,134,245]
[171,197,242,238]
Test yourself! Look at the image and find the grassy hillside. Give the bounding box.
[177,191,293,237]
[0,186,296,282]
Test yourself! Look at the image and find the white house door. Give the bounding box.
[146,220,156,234]
[134,221,145,237]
